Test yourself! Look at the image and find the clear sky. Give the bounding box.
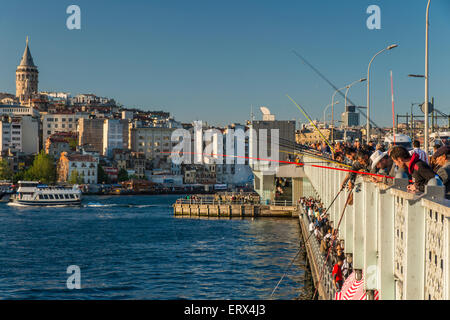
[0,0,449,127]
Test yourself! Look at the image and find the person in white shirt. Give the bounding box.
[309,222,314,233]
[409,140,429,164]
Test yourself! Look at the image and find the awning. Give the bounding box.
[334,271,379,300]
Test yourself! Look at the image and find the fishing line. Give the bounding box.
[269,184,346,298]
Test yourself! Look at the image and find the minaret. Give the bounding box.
[16,37,39,104]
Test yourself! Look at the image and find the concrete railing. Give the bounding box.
[302,155,450,300]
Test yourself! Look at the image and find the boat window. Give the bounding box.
[69,194,75,199]
[43,195,49,199]
[48,195,54,199]
[39,195,43,199]
[64,194,69,199]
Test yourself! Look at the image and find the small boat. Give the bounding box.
[9,181,82,206]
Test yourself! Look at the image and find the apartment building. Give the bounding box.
[42,112,89,144]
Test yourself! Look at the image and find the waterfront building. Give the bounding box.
[58,152,98,184]
[103,167,119,182]
[16,37,38,104]
[78,118,105,154]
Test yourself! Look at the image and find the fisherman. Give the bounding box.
[433,146,450,195]
[390,146,436,193]
[340,150,370,191]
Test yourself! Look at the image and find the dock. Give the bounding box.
[173,195,299,218]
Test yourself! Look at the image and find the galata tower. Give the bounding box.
[16,37,38,104]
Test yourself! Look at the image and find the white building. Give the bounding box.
[39,92,71,103]
[59,153,98,184]
[0,104,40,117]
[0,116,39,154]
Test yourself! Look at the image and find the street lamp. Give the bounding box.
[424,0,431,155]
[331,86,347,142]
[324,101,339,125]
[366,44,399,143]
[345,78,367,109]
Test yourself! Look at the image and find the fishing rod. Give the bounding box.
[270,184,346,298]
[292,49,380,130]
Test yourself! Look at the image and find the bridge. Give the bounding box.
[253,155,449,300]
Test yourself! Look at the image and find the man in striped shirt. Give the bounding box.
[409,140,429,164]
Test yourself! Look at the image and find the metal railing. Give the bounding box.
[301,154,450,300]
[175,197,294,207]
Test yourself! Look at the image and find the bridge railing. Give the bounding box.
[302,155,450,300]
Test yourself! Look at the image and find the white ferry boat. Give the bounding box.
[10,181,82,206]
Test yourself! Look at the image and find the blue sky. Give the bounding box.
[0,0,449,127]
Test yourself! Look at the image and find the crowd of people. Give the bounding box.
[299,197,352,292]
[180,193,260,204]
[306,138,450,198]
[297,137,449,292]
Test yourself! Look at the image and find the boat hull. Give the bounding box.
[10,199,81,206]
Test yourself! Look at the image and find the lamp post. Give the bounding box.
[331,86,346,143]
[345,78,367,109]
[366,44,398,143]
[324,101,339,125]
[424,0,431,155]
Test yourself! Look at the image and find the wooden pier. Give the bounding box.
[173,198,299,218]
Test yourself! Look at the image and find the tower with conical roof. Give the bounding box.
[16,37,39,104]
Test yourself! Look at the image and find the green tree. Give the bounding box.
[97,165,110,184]
[67,138,78,151]
[0,159,13,181]
[68,169,84,184]
[24,151,56,184]
[13,170,25,184]
[117,168,129,182]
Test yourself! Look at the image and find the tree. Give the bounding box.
[67,138,78,151]
[97,165,110,184]
[24,151,56,184]
[68,169,84,185]
[117,168,128,182]
[0,159,13,181]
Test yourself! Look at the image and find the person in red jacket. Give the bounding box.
[390,146,436,193]
[332,258,344,292]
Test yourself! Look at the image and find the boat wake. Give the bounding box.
[84,203,165,208]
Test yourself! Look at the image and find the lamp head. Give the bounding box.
[387,44,398,50]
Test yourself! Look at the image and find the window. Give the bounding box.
[43,195,49,199]
[48,195,54,199]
